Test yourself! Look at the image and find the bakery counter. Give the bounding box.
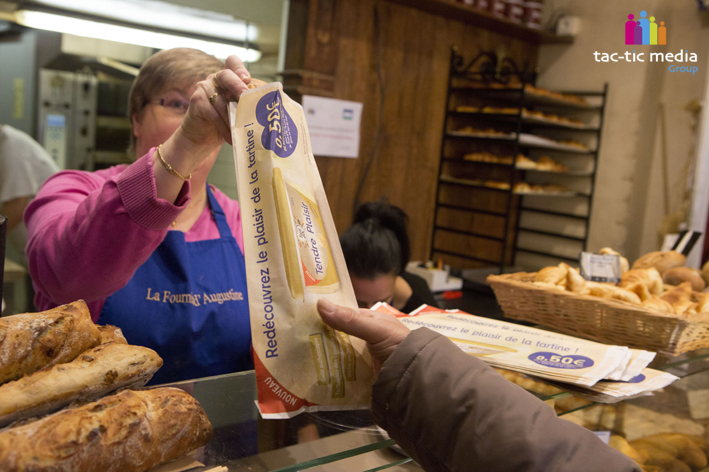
[161,371,420,471]
[168,348,709,471]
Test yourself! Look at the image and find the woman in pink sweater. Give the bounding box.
[25,49,254,385]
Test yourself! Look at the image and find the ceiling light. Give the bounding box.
[28,0,260,43]
[15,10,262,62]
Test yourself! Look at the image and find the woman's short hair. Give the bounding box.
[127,48,223,156]
[340,202,410,279]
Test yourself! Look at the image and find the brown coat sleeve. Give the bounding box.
[372,328,641,472]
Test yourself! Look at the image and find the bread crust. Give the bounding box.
[97,325,128,345]
[0,388,212,471]
[0,343,162,427]
[0,301,101,385]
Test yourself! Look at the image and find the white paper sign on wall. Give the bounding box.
[302,95,363,159]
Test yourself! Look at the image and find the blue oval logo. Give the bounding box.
[528,352,594,370]
[624,373,646,384]
[255,90,297,158]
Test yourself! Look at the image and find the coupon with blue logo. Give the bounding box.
[371,303,673,395]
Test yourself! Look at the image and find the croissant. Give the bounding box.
[533,281,564,290]
[661,282,694,316]
[641,296,674,314]
[609,287,642,305]
[696,292,709,314]
[622,281,652,302]
[683,303,699,317]
[534,265,568,285]
[620,268,663,296]
[566,267,587,294]
[599,247,630,274]
[586,281,617,298]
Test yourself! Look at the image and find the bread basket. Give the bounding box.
[487,273,709,356]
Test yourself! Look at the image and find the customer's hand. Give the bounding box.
[176,55,251,160]
[317,299,410,377]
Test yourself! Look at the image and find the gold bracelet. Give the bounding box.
[156,144,191,181]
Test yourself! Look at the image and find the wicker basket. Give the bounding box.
[488,273,709,356]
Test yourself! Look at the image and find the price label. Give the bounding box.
[579,252,621,283]
[593,431,611,444]
[528,352,594,370]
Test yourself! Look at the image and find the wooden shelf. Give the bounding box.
[439,175,585,197]
[383,0,574,45]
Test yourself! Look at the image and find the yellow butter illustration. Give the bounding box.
[273,169,340,299]
[272,168,304,301]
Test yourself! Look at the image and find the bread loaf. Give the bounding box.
[0,388,212,471]
[663,267,706,292]
[0,300,101,385]
[0,343,162,427]
[628,442,691,472]
[97,325,128,345]
[609,435,647,466]
[632,434,707,470]
[632,251,686,273]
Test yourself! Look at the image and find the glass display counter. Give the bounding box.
[169,349,709,471]
[163,371,414,471]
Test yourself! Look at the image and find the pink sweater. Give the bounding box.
[24,150,244,322]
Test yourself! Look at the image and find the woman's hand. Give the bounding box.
[317,299,411,377]
[178,55,251,152]
[154,56,251,203]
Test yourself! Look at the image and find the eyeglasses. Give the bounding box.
[144,91,190,115]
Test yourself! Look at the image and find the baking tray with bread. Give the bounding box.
[0,300,213,471]
[488,250,709,356]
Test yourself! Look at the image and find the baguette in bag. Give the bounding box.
[230,83,372,418]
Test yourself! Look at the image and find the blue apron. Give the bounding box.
[99,185,253,385]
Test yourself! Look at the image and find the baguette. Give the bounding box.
[0,388,212,471]
[0,300,101,385]
[0,343,162,428]
[97,325,128,345]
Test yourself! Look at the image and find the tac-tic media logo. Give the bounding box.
[625,10,666,46]
[592,9,698,74]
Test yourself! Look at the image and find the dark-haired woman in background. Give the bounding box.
[340,202,437,313]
